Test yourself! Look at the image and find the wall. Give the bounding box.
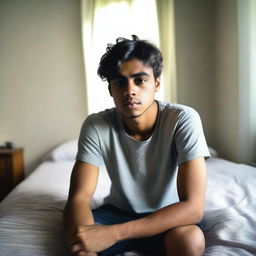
[213,0,240,161]
[175,0,254,163]
[174,0,215,147]
[0,0,87,175]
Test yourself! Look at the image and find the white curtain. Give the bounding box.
[81,0,176,114]
[156,0,177,103]
[237,0,256,162]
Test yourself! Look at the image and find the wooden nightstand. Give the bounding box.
[0,148,25,201]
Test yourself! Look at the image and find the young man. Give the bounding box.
[64,35,210,256]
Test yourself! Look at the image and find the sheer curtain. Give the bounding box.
[156,0,177,103]
[81,0,176,114]
[237,0,256,162]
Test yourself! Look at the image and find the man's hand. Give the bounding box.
[66,224,118,255]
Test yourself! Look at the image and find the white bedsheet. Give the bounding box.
[0,158,256,255]
[203,158,256,255]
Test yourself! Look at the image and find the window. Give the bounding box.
[81,0,161,114]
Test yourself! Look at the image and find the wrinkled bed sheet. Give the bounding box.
[0,158,256,256]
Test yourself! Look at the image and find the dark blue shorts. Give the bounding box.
[92,204,169,256]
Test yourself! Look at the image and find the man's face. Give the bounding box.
[109,59,160,120]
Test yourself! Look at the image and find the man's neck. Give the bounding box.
[123,101,159,141]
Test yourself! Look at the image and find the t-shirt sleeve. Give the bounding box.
[76,115,104,167]
[174,108,210,165]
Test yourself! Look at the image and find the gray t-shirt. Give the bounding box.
[76,101,210,213]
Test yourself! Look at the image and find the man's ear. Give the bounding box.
[155,77,161,92]
[108,84,113,96]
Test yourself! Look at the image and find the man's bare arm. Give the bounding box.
[64,161,99,228]
[63,161,100,255]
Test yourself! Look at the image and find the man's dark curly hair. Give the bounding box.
[97,35,163,82]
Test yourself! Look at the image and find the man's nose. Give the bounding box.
[124,80,137,96]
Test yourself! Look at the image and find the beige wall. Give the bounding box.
[0,0,87,175]
[174,0,251,163]
[174,0,215,147]
[214,0,240,161]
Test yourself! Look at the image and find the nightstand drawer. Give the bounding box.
[0,148,24,200]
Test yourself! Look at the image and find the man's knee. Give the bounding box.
[163,225,205,256]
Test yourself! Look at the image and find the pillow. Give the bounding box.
[43,139,78,162]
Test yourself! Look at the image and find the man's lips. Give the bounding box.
[122,100,141,108]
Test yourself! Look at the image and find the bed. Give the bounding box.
[0,140,256,256]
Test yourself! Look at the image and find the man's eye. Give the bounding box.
[113,79,126,87]
[134,78,146,85]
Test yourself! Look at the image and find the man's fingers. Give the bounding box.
[75,251,89,256]
[69,242,96,256]
[70,242,84,254]
[75,251,86,256]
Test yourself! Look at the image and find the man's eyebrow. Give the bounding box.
[130,72,150,78]
[112,72,151,80]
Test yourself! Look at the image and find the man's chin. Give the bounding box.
[120,109,142,119]
[124,110,143,119]
[128,114,142,119]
